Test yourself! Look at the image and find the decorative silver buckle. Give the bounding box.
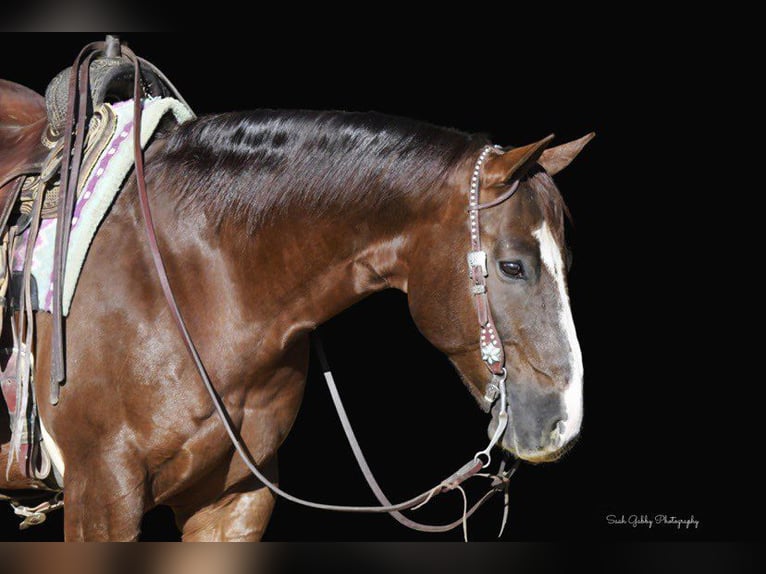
[467,251,488,277]
[483,369,507,404]
[483,383,500,403]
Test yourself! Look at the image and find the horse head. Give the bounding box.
[407,134,593,463]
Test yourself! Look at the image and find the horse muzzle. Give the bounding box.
[488,378,581,463]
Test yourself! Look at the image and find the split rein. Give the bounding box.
[57,45,520,539]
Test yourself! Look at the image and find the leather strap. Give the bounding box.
[20,180,47,478]
[47,41,196,402]
[0,169,45,206]
[136,57,195,115]
[468,148,506,379]
[0,177,25,233]
[467,148,522,401]
[119,44,515,532]
[313,334,510,532]
[471,179,520,212]
[49,41,106,401]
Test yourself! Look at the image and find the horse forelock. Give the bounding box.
[524,167,571,248]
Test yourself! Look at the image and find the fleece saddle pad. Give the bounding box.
[13,97,193,315]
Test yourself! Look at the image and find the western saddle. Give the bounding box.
[0,36,190,527]
[3,35,180,443]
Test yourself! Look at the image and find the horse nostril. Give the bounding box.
[549,419,566,447]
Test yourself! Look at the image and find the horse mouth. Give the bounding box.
[506,436,579,464]
[489,416,580,464]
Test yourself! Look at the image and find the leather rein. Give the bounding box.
[53,45,522,538]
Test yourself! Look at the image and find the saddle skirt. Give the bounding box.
[18,101,119,221]
[12,96,193,315]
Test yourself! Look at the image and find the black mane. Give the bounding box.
[154,109,487,233]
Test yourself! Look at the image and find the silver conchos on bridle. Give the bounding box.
[466,145,518,406]
[464,144,524,464]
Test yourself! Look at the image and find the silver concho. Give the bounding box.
[480,341,502,364]
[467,250,488,277]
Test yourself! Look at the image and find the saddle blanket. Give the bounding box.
[12,97,193,314]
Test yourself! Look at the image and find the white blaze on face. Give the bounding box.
[532,221,584,445]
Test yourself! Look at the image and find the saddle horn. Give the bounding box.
[44,36,169,138]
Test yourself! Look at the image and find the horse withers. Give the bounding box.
[1,84,592,538]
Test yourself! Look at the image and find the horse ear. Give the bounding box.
[538,132,595,175]
[483,134,555,188]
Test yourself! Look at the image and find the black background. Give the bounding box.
[0,32,753,542]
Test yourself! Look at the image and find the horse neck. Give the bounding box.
[254,209,411,317]
[151,130,474,358]
[175,183,438,355]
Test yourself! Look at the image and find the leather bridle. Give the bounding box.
[467,146,521,405]
[51,44,524,539]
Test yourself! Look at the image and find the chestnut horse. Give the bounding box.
[1,108,591,540]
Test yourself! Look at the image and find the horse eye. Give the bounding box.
[499,260,525,279]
